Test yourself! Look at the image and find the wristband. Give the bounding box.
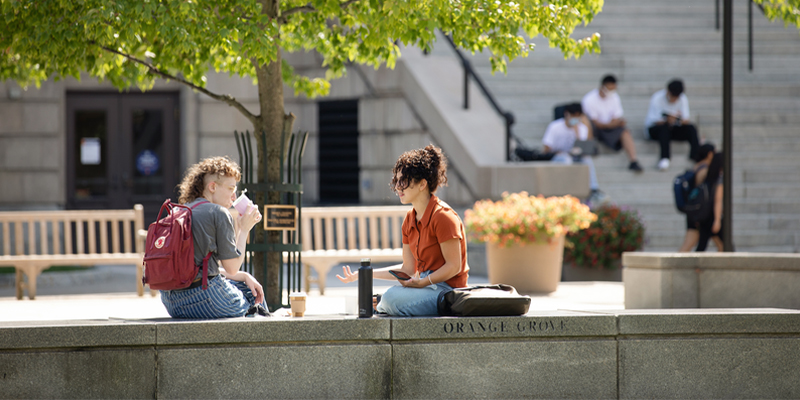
[428,275,434,286]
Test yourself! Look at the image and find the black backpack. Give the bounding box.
[437,284,531,316]
[684,182,714,223]
[674,165,709,216]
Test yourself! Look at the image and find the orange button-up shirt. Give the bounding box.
[402,195,469,288]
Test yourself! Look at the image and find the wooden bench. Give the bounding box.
[298,206,408,295]
[0,205,146,300]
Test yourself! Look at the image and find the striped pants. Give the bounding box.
[160,275,263,319]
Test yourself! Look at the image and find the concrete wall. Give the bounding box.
[2,309,800,399]
[623,252,800,309]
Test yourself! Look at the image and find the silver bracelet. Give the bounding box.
[428,275,434,286]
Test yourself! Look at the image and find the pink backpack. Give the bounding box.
[142,199,212,290]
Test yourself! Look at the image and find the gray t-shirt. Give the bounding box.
[187,199,240,279]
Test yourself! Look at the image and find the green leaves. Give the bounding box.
[753,0,800,32]
[2,0,603,98]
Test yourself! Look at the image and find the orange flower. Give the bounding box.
[465,192,596,248]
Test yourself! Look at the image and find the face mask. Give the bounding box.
[568,117,581,127]
[601,87,616,96]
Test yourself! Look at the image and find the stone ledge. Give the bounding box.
[392,311,617,340]
[623,252,800,309]
[156,317,391,345]
[593,308,800,335]
[623,252,800,270]
[5,309,800,349]
[0,320,156,350]
[2,310,800,399]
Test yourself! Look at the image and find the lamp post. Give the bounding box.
[722,0,734,251]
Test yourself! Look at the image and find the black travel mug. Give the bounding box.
[358,258,373,318]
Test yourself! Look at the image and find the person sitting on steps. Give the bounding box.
[581,74,644,173]
[542,102,607,206]
[645,79,701,171]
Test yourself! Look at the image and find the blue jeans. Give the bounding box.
[376,270,453,316]
[552,153,599,191]
[160,275,263,319]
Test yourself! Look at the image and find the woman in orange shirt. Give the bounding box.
[337,145,470,316]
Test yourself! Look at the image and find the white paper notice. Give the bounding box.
[80,137,101,165]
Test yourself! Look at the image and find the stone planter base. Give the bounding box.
[486,235,565,293]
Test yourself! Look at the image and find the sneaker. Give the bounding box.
[246,304,272,317]
[587,189,609,208]
[628,161,643,173]
[657,158,670,171]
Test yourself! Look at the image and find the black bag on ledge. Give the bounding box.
[514,146,555,161]
[437,284,531,317]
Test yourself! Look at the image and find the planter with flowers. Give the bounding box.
[562,204,645,281]
[464,192,596,293]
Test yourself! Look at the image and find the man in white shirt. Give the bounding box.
[645,79,701,171]
[543,103,604,204]
[581,75,643,173]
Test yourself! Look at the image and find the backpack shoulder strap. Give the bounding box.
[187,198,213,290]
[189,199,210,210]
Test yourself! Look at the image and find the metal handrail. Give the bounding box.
[716,0,765,71]
[438,32,521,161]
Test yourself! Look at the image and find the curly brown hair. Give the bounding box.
[390,145,448,194]
[178,156,242,204]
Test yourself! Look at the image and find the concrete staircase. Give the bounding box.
[448,0,800,252]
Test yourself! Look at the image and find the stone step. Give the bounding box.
[577,14,796,30]
[508,113,800,135]
[645,230,797,248]
[641,244,797,253]
[743,169,800,183]
[600,180,800,201]
[466,52,800,70]
[619,199,800,215]
[598,43,800,56]
[596,165,800,185]
[595,30,800,42]
[513,132,799,155]
[476,77,800,93]
[490,95,800,109]
[642,213,800,233]
[698,125,800,139]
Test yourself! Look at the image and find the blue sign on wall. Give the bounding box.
[136,150,160,176]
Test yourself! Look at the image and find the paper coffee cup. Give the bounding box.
[344,295,358,315]
[232,193,254,215]
[290,292,307,317]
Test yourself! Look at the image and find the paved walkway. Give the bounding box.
[0,265,624,322]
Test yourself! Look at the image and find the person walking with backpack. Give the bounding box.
[336,145,470,316]
[695,152,727,252]
[159,156,268,318]
[678,144,716,252]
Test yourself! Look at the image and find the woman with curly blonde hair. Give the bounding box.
[160,156,268,318]
[336,145,470,316]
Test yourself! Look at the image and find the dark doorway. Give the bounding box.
[66,92,180,223]
[318,100,360,204]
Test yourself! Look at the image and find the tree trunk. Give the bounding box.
[252,0,292,307]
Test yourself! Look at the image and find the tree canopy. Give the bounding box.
[2,0,602,108]
[754,0,800,31]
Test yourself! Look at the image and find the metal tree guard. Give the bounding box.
[234,129,308,310]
